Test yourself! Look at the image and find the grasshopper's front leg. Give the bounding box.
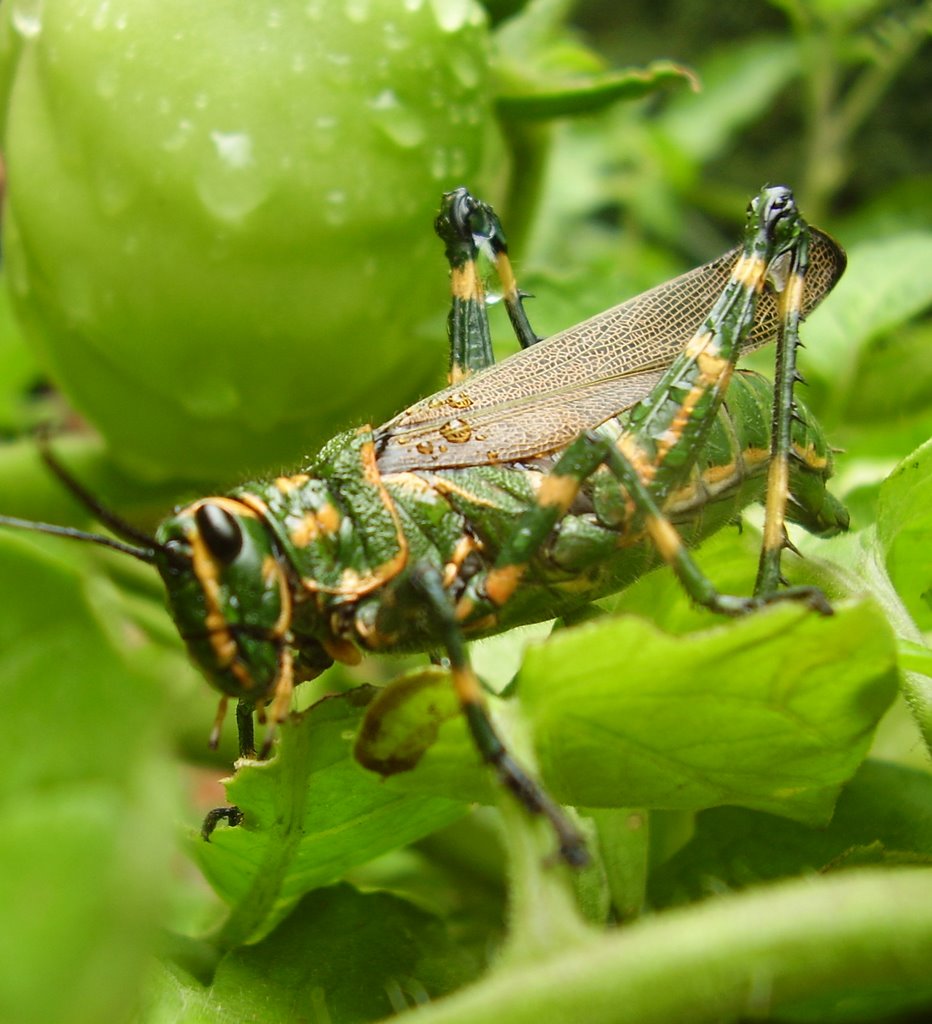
[435,188,541,383]
[458,186,833,626]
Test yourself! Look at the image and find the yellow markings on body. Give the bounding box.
[450,261,482,301]
[267,647,295,725]
[762,455,790,553]
[656,367,734,463]
[683,329,717,360]
[339,567,362,590]
[485,563,525,606]
[704,446,770,485]
[234,493,271,521]
[261,555,294,639]
[493,251,519,301]
[448,263,486,385]
[683,331,728,380]
[301,439,408,597]
[655,333,734,467]
[429,476,499,509]
[616,434,655,485]
[731,253,768,290]
[466,613,499,634]
[289,511,320,549]
[187,512,254,691]
[537,473,580,513]
[208,696,229,749]
[383,471,437,496]
[696,349,729,379]
[315,502,341,535]
[792,442,828,471]
[745,446,770,468]
[668,479,700,508]
[645,513,684,564]
[783,269,805,317]
[275,473,310,494]
[666,444,771,510]
[442,534,478,588]
[205,495,262,519]
[451,663,484,707]
[322,635,363,666]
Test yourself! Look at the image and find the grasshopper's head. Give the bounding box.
[0,457,309,747]
[154,497,295,716]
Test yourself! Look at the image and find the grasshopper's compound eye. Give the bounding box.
[195,503,243,564]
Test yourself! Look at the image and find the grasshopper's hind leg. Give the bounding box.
[755,229,811,596]
[457,187,835,622]
[435,189,540,384]
[406,564,588,867]
[457,425,831,632]
[599,442,833,616]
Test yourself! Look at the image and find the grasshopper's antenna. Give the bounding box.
[0,440,162,564]
[38,442,161,551]
[0,513,158,562]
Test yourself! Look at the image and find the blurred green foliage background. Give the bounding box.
[0,2,929,1023]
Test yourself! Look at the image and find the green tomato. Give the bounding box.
[0,0,492,481]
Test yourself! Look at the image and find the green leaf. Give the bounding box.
[837,176,932,246]
[0,537,175,1024]
[192,688,467,947]
[349,594,898,830]
[844,319,932,425]
[0,271,40,430]
[660,37,799,165]
[876,437,932,630]
[648,759,932,908]
[495,60,698,120]
[779,0,889,26]
[519,600,897,822]
[803,233,932,395]
[143,883,484,1024]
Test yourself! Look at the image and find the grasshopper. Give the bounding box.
[0,185,846,866]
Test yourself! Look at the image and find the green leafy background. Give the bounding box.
[0,2,930,1023]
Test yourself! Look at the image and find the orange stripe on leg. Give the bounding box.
[485,563,525,606]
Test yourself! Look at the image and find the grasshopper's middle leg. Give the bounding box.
[435,188,541,384]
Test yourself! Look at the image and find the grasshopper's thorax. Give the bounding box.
[154,496,299,704]
[236,430,411,603]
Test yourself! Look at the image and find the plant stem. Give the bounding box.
[384,867,932,1024]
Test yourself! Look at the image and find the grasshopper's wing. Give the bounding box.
[375,228,845,473]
